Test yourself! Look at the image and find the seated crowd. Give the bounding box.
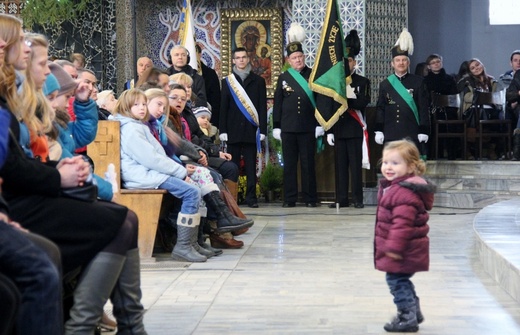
[0,13,253,335]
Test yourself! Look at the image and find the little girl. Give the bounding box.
[375,139,435,333]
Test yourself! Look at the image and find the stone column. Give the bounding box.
[115,0,135,93]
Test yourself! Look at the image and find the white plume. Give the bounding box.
[287,22,306,43]
[394,28,414,56]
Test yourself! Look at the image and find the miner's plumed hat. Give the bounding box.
[391,28,414,58]
[344,29,360,58]
[286,22,305,56]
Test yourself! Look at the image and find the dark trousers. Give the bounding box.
[386,272,417,311]
[228,142,258,204]
[0,222,63,335]
[281,132,317,203]
[215,160,239,182]
[335,137,363,204]
[0,273,19,335]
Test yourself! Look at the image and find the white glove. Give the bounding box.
[418,134,429,143]
[273,128,281,141]
[315,126,325,138]
[375,131,384,145]
[219,133,228,142]
[346,84,357,99]
[260,134,266,141]
[327,134,335,146]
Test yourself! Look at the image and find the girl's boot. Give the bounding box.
[198,217,223,255]
[383,306,419,333]
[203,191,254,233]
[171,213,207,262]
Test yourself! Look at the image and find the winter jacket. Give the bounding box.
[57,98,98,156]
[113,114,187,189]
[54,99,113,201]
[374,175,435,274]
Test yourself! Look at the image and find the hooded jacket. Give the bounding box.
[374,174,435,274]
[113,114,187,189]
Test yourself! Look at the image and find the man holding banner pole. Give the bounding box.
[326,30,371,209]
[308,0,350,209]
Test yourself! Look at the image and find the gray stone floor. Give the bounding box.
[110,202,520,335]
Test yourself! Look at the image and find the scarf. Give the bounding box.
[233,64,251,81]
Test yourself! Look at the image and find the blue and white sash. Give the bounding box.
[225,74,261,152]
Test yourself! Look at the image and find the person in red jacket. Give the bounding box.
[374,139,435,333]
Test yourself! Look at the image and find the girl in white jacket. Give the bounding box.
[113,89,252,262]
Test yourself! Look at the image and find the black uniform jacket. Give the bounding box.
[375,73,430,141]
[219,71,267,144]
[331,73,371,139]
[272,66,317,133]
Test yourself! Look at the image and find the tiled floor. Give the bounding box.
[117,202,520,335]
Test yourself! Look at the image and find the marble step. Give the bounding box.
[474,199,520,305]
[426,160,520,176]
[427,175,520,192]
[363,187,520,209]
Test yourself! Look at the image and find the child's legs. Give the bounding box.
[385,272,417,310]
[159,177,201,214]
[189,166,214,187]
[189,167,219,196]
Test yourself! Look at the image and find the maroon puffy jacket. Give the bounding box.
[374,175,435,274]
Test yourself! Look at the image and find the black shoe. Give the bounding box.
[328,203,348,208]
[248,202,259,208]
[354,203,364,208]
[306,202,317,207]
[282,202,295,208]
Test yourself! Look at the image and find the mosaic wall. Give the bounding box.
[365,0,408,105]
[0,1,23,14]
[3,0,406,100]
[292,0,365,74]
[133,0,292,84]
[0,0,118,91]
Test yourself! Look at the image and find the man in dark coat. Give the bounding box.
[327,53,370,208]
[375,30,429,153]
[272,41,321,208]
[220,47,267,208]
[423,53,459,159]
[196,44,221,126]
[167,45,207,108]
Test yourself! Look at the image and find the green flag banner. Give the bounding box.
[309,0,348,131]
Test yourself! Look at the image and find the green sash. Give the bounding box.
[387,74,419,125]
[287,68,316,108]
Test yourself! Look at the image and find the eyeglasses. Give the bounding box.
[169,95,187,102]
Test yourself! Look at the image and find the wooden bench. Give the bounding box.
[87,120,175,259]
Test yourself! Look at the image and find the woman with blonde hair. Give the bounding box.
[0,14,147,334]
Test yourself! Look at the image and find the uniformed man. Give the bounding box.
[375,29,429,152]
[272,41,323,207]
[326,30,370,208]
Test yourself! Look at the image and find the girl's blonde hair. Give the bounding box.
[382,139,427,176]
[144,88,170,126]
[0,14,23,115]
[24,33,52,134]
[113,88,149,120]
